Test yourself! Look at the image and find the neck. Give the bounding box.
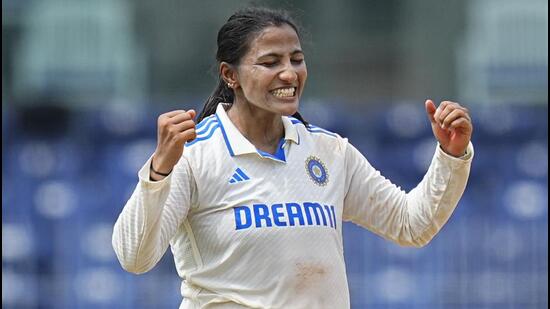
[226,100,284,154]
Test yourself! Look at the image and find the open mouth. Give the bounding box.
[271,87,297,98]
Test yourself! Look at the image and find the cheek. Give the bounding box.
[250,66,268,82]
[244,67,265,88]
[250,70,273,93]
[299,68,308,88]
[298,65,308,81]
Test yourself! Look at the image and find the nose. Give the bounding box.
[278,65,298,83]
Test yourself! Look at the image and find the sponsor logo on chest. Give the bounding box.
[234,202,337,231]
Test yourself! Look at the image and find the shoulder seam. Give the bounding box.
[288,117,339,138]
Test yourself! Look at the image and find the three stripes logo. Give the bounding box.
[229,168,250,184]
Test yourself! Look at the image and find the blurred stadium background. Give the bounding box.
[2,0,548,308]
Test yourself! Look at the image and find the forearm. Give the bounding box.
[112,173,172,273]
[343,142,473,247]
[398,142,474,246]
[112,155,196,273]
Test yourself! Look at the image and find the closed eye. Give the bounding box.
[260,61,278,67]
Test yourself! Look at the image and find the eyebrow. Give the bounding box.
[257,49,304,59]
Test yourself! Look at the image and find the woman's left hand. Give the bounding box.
[425,99,473,157]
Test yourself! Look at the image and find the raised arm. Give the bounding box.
[112,109,197,273]
[343,101,473,247]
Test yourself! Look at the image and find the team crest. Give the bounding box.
[305,156,329,186]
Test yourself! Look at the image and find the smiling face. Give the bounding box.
[231,24,307,116]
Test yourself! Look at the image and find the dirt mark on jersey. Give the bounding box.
[294,262,328,293]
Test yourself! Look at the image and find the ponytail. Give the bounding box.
[291,111,309,127]
[197,78,234,123]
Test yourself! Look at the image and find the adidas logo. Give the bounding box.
[229,168,250,184]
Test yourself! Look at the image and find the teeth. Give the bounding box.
[272,87,295,97]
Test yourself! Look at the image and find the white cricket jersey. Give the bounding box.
[113,103,474,309]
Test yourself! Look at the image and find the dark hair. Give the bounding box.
[197,7,308,126]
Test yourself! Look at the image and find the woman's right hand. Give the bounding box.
[151,109,197,180]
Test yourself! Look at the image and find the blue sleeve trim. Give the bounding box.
[196,118,218,135]
[306,126,338,138]
[186,124,220,146]
[290,118,301,125]
[196,115,216,130]
[288,117,338,138]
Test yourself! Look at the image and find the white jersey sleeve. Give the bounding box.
[342,141,474,247]
[112,154,197,273]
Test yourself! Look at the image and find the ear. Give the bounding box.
[220,62,238,88]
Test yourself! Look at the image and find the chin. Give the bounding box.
[279,105,299,116]
[275,100,299,116]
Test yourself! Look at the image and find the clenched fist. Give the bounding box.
[151,109,197,180]
[425,100,473,157]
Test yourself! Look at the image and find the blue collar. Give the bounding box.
[214,103,300,162]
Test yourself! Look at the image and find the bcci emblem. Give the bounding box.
[305,156,329,186]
